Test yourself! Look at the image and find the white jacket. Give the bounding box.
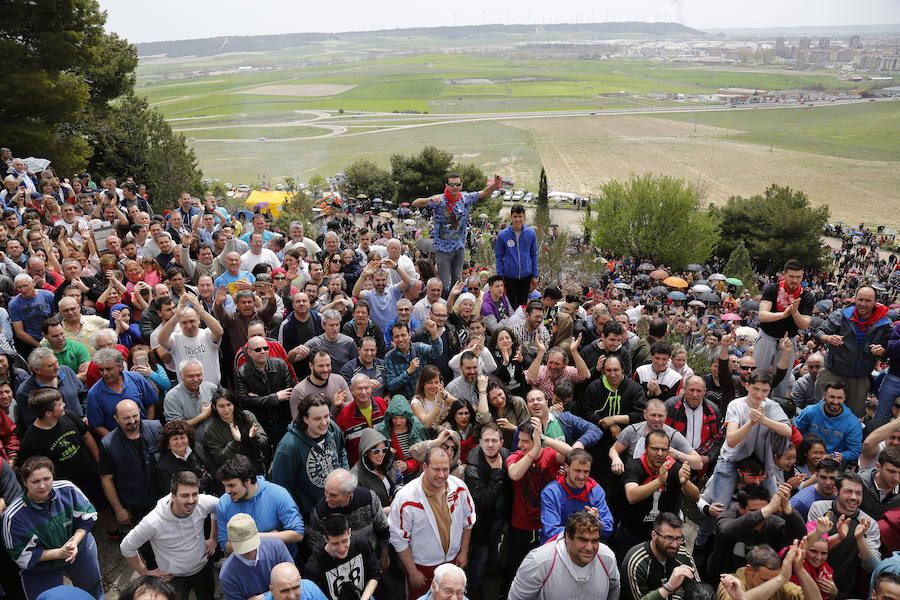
[509,535,620,600]
[120,493,218,577]
[389,474,475,566]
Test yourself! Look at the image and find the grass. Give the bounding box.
[180,125,331,140]
[655,101,900,161]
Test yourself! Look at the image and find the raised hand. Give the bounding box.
[855,516,872,539]
[815,515,833,535]
[779,333,793,352]
[230,423,242,442]
[678,461,691,486]
[248,423,258,438]
[658,459,671,485]
[477,374,488,393]
[425,318,438,338]
[570,333,583,354]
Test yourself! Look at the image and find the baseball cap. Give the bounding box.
[227,513,260,554]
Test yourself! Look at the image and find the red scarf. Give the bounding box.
[776,278,803,311]
[639,454,676,491]
[849,303,889,336]
[443,188,460,229]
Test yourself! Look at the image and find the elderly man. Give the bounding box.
[524,336,590,399]
[413,278,444,325]
[214,251,256,291]
[164,359,219,445]
[389,446,475,599]
[15,347,86,427]
[219,514,293,600]
[120,471,219,600]
[416,563,469,600]
[792,352,824,410]
[236,335,295,448]
[58,296,109,356]
[86,348,158,437]
[817,286,892,417]
[509,511,619,600]
[214,286,277,357]
[242,232,281,272]
[335,374,387,465]
[384,238,417,285]
[40,316,90,381]
[384,298,418,348]
[9,273,55,350]
[609,398,703,474]
[794,381,863,465]
[665,375,724,475]
[100,399,163,535]
[264,562,328,600]
[305,469,390,564]
[352,258,413,333]
[279,292,323,376]
[412,299,460,383]
[304,309,359,373]
[158,292,224,386]
[283,221,320,257]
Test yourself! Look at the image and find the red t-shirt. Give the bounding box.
[507,446,560,531]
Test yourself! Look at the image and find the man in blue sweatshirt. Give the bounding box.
[539,448,614,543]
[794,381,863,464]
[495,204,539,308]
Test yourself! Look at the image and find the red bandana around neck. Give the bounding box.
[443,188,460,228]
[640,454,676,491]
[776,278,803,312]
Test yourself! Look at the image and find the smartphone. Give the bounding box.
[135,355,149,367]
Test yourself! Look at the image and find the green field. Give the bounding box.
[656,101,900,162]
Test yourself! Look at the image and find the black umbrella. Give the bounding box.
[698,292,721,303]
[635,274,651,283]
[692,279,710,287]
[649,286,669,297]
[414,238,434,254]
[685,263,703,272]
[742,300,760,311]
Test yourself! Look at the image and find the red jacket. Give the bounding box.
[335,396,388,465]
[0,408,19,464]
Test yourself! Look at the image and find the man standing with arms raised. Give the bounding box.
[412,173,502,296]
[756,259,814,397]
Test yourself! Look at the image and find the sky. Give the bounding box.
[98,0,900,44]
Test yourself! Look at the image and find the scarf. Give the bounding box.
[443,189,460,229]
[776,278,803,311]
[849,303,889,340]
[639,454,675,491]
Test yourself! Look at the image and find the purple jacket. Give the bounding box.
[480,293,511,322]
[888,322,900,376]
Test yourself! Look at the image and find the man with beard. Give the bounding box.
[214,286,276,358]
[808,473,882,599]
[622,513,698,600]
[756,260,814,397]
[235,335,295,449]
[352,259,414,333]
[794,382,863,466]
[290,349,351,421]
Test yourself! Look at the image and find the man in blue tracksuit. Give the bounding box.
[794,381,863,464]
[539,448,614,543]
[495,203,539,309]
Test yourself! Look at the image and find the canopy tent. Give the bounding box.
[244,190,291,217]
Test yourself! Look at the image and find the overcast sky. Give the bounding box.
[98,0,900,44]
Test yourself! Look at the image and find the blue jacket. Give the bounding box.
[512,410,604,449]
[216,476,305,555]
[100,420,162,509]
[539,474,614,543]
[384,337,442,399]
[794,399,863,462]
[495,225,539,280]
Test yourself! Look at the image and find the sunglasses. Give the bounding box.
[739,365,754,371]
[369,447,389,455]
[447,182,462,188]
[273,275,286,281]
[250,346,269,353]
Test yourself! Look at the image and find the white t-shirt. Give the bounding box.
[240,248,280,272]
[169,327,221,386]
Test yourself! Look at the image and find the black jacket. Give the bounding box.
[464,444,511,544]
[710,502,806,576]
[235,358,294,447]
[411,322,460,383]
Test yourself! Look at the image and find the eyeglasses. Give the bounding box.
[369,447,389,455]
[250,346,269,353]
[447,182,462,188]
[739,365,754,371]
[273,276,286,281]
[654,531,685,544]
[330,259,341,263]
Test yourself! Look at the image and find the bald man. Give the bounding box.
[265,562,327,600]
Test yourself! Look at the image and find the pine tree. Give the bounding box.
[536,167,551,230]
[725,240,758,295]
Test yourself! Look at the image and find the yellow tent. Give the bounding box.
[244,190,290,217]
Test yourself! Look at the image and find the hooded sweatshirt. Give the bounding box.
[794,399,863,461]
[377,395,429,476]
[271,420,349,515]
[539,473,614,543]
[120,492,218,577]
[351,428,403,509]
[818,303,892,378]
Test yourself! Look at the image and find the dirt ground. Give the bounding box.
[237,84,356,96]
[505,115,900,227]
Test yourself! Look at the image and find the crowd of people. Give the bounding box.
[0,152,899,600]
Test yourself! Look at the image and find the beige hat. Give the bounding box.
[227,513,260,555]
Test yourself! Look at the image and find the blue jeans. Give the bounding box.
[20,533,103,600]
[753,331,796,398]
[435,247,465,297]
[876,372,900,419]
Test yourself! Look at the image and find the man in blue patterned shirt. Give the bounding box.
[412,172,502,296]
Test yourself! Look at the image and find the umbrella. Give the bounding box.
[688,300,706,308]
[721,313,741,321]
[355,193,369,200]
[698,292,721,303]
[614,283,632,290]
[692,279,710,287]
[378,211,392,219]
[650,269,668,280]
[709,273,726,281]
[663,276,688,289]
[685,264,703,271]
[815,299,834,312]
[414,238,434,254]
[372,198,382,203]
[253,202,270,211]
[734,326,759,341]
[635,274,651,283]
[692,284,713,293]
[824,281,838,287]
[638,263,655,271]
[873,284,887,292]
[725,277,743,286]
[403,219,416,226]
[479,213,489,219]
[400,202,410,207]
[667,291,687,300]
[649,286,669,297]
[742,300,760,312]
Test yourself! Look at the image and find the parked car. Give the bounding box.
[237,184,250,192]
[275,184,285,191]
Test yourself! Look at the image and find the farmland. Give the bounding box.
[138,49,900,225]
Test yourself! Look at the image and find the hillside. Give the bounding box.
[136,21,705,57]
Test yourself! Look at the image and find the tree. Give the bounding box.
[390,146,454,203]
[343,159,396,202]
[536,167,551,230]
[92,94,203,209]
[725,240,758,296]
[308,175,326,201]
[584,173,720,268]
[711,184,830,273]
